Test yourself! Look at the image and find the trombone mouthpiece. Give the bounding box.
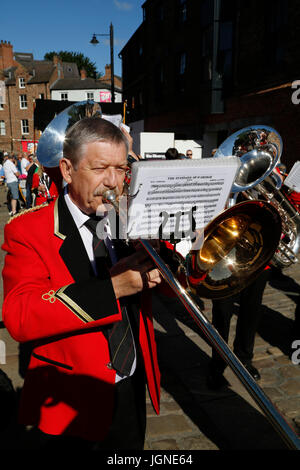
[102,189,119,212]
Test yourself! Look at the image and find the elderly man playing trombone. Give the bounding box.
[1,116,170,450]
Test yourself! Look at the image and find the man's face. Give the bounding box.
[60,140,128,215]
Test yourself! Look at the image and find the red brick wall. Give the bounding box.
[0,41,15,70]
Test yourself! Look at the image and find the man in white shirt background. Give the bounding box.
[17,153,30,202]
[19,153,30,176]
[3,154,20,215]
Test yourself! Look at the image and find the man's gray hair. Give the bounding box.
[63,117,129,167]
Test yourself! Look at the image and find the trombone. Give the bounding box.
[104,190,300,451]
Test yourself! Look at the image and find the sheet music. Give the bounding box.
[284,161,300,192]
[127,157,240,240]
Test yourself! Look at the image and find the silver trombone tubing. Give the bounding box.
[140,238,300,450]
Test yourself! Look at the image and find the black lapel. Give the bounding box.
[54,194,95,282]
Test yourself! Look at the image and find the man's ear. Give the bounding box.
[59,158,73,184]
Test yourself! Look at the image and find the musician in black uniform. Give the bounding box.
[207,268,270,389]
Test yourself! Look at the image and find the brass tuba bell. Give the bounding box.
[185,200,281,299]
[213,125,300,268]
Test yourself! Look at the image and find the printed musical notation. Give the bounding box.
[127,157,240,241]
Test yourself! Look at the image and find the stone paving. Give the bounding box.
[0,184,300,450]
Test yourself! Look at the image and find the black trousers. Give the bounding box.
[210,269,270,373]
[24,366,147,451]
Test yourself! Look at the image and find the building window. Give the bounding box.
[39,93,45,99]
[0,120,6,135]
[19,94,28,109]
[0,103,4,110]
[264,0,288,68]
[179,0,187,22]
[21,119,29,134]
[61,93,68,101]
[19,77,25,88]
[87,92,94,100]
[179,52,187,75]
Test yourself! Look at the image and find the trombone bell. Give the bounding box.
[186,200,282,299]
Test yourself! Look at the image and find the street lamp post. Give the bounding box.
[90,23,115,104]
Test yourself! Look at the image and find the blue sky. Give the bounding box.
[1,0,145,76]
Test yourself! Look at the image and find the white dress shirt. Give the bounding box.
[64,189,136,381]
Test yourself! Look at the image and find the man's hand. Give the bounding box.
[110,250,161,299]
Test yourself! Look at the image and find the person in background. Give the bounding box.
[165,148,179,160]
[207,269,270,389]
[3,154,20,216]
[31,163,59,206]
[186,150,193,159]
[25,155,38,208]
[20,153,30,177]
[0,154,4,184]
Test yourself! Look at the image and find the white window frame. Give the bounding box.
[19,77,25,88]
[86,92,94,100]
[0,120,6,135]
[61,92,68,101]
[19,94,28,109]
[21,119,29,135]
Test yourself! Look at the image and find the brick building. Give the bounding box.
[0,41,78,154]
[120,0,300,169]
[50,66,122,104]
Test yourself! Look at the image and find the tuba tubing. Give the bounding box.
[255,176,300,267]
[214,125,300,268]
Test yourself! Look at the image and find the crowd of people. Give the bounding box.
[0,151,59,216]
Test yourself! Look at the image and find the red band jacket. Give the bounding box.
[31,171,59,206]
[1,195,162,441]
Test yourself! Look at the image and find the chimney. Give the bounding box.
[104,64,111,80]
[0,40,14,70]
[53,55,63,79]
[53,54,60,65]
[80,69,87,80]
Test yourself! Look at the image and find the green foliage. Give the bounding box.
[44,51,102,78]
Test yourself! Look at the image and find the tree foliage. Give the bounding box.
[44,51,101,78]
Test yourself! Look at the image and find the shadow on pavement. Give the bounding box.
[258,305,295,357]
[152,294,288,450]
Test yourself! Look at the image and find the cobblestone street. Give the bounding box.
[0,185,299,450]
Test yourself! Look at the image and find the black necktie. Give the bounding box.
[85,217,135,376]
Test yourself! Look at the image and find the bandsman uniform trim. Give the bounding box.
[54,277,121,324]
[6,202,49,224]
[54,197,66,240]
[54,285,96,323]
